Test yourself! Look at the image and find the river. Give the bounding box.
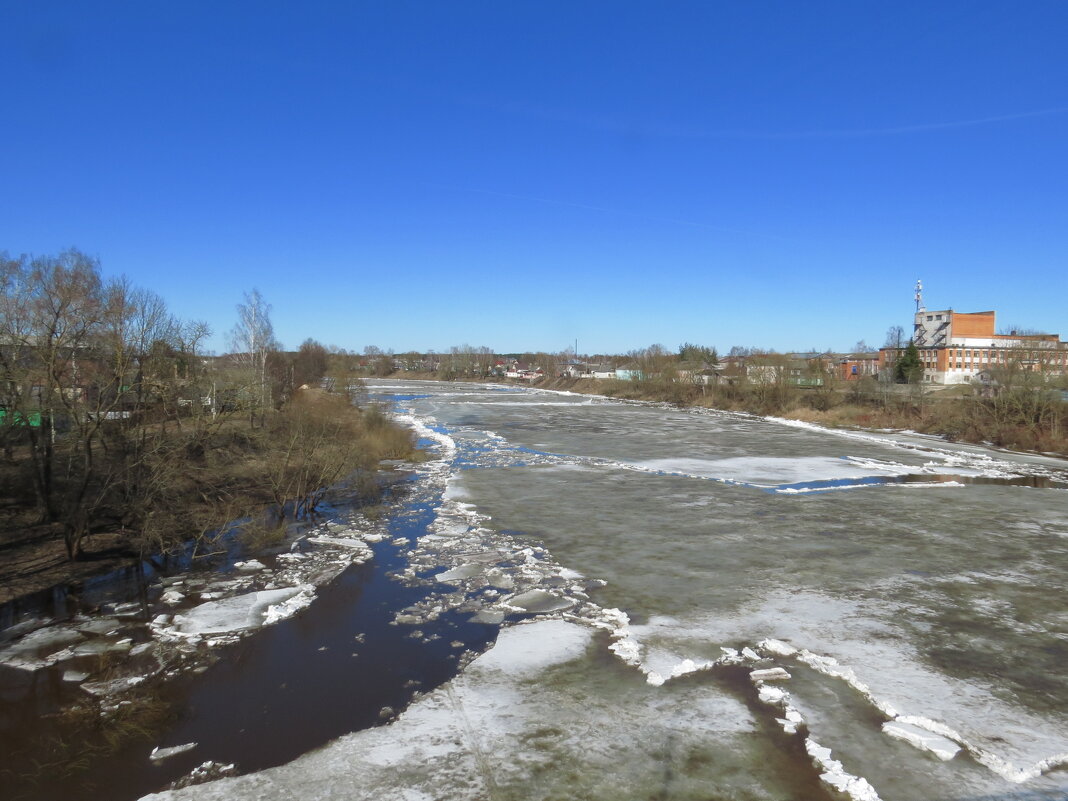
[16,379,1068,801]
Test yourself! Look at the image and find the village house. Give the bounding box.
[503,359,542,380]
[838,354,880,381]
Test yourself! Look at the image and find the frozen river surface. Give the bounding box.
[147,380,1068,801]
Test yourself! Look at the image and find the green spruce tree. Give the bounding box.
[894,340,924,384]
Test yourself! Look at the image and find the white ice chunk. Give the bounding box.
[501,589,574,614]
[0,626,84,671]
[759,638,798,657]
[758,685,788,705]
[435,564,483,583]
[750,667,791,682]
[170,587,311,636]
[469,610,506,624]
[308,535,367,550]
[633,455,904,486]
[150,742,198,762]
[471,620,591,677]
[883,720,961,761]
[666,658,717,681]
[805,738,883,801]
[263,588,316,625]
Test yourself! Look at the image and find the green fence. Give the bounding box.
[0,408,43,427]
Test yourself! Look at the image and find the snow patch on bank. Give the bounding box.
[763,415,1068,483]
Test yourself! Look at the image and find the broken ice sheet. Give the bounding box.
[0,625,84,671]
[882,720,961,761]
[74,618,123,635]
[435,564,484,582]
[140,620,806,801]
[501,589,574,614]
[161,586,313,638]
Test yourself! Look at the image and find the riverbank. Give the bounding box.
[0,391,417,608]
[397,371,1068,457]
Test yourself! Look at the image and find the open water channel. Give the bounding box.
[6,379,1068,801]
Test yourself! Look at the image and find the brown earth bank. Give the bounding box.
[0,524,137,606]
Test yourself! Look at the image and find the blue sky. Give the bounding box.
[2,1,1066,355]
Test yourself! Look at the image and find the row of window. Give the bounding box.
[918,348,1067,373]
[920,349,1067,361]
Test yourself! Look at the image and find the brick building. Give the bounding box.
[879,309,1068,385]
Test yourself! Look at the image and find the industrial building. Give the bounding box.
[879,283,1068,385]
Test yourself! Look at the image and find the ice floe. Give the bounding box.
[882,720,960,761]
[140,618,790,801]
[160,586,313,638]
[0,625,84,671]
[151,742,198,762]
[805,739,882,801]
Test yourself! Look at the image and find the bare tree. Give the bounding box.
[293,338,329,388]
[884,326,905,349]
[0,251,105,530]
[473,346,495,377]
[229,289,277,426]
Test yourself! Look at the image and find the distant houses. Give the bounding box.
[837,354,880,381]
[352,299,1067,395]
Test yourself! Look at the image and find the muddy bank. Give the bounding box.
[0,527,142,608]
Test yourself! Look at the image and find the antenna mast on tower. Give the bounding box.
[915,279,925,313]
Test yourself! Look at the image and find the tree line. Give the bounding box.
[0,249,413,562]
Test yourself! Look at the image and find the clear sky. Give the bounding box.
[3,1,1066,356]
